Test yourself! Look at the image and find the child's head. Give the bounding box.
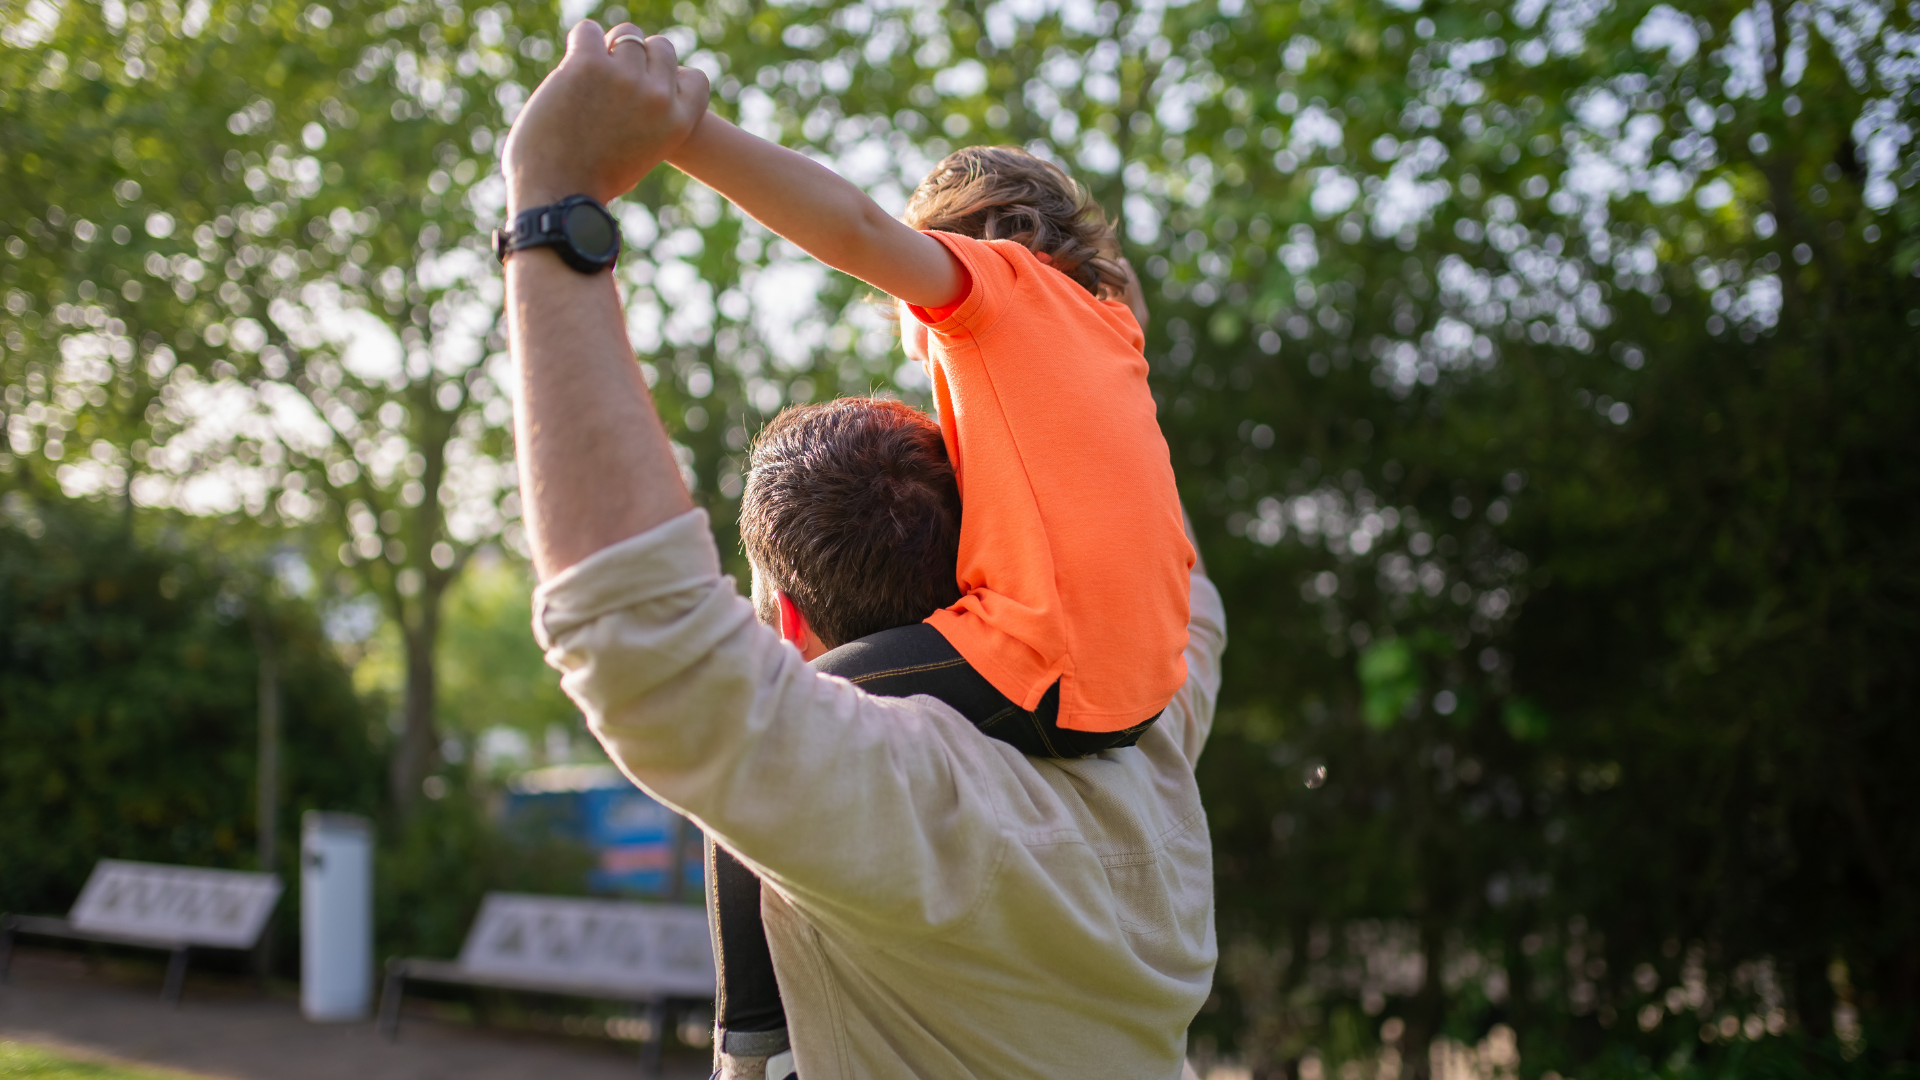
[904,146,1127,300]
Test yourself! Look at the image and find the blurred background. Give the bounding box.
[1,0,1915,1076]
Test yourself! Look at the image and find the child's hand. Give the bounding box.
[502,20,709,213]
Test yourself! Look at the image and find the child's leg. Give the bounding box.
[706,838,791,1071]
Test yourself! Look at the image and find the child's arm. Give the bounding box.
[668,114,966,310]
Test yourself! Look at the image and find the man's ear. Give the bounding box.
[774,590,831,661]
[775,590,809,647]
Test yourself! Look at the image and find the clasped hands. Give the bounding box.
[502,19,710,216]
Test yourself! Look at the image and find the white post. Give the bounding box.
[301,811,373,1021]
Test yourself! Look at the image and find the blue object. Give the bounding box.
[504,765,704,899]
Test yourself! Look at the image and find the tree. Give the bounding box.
[1124,0,1920,1074]
[350,551,589,775]
[0,0,561,808]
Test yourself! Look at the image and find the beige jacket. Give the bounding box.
[534,510,1227,1079]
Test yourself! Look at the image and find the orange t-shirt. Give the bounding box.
[907,231,1192,733]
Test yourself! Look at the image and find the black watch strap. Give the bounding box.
[492,194,622,274]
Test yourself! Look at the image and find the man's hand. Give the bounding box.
[504,19,703,578]
[502,20,709,213]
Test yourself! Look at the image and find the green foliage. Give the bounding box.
[350,553,583,771]
[0,0,569,806]
[1357,637,1418,730]
[375,769,594,962]
[1162,0,1920,1066]
[1500,697,1549,744]
[434,556,579,748]
[0,491,377,918]
[0,490,587,972]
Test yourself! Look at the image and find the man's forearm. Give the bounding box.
[670,114,962,308]
[510,246,692,579]
[501,19,708,579]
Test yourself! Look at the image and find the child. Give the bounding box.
[668,119,1193,744]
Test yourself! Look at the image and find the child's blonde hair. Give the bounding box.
[903,146,1129,301]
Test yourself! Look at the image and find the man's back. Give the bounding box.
[533,509,1227,1078]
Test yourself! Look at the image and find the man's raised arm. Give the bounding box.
[501,20,708,579]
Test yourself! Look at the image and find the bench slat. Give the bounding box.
[393,958,693,1001]
[6,914,186,951]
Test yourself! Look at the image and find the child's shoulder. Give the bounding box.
[921,232,1140,345]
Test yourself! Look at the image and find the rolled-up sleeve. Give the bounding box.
[532,510,1007,935]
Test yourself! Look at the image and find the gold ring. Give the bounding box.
[610,33,647,48]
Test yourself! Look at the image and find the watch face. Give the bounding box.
[564,202,617,260]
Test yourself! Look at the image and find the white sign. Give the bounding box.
[458,893,715,998]
[69,860,283,948]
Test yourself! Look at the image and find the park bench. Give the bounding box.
[378,891,714,1074]
[0,859,283,1002]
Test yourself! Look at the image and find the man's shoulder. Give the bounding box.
[806,616,1215,867]
[814,661,1200,846]
[1021,732,1206,849]
[880,701,1206,869]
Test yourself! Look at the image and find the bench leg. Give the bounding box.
[640,997,668,1077]
[377,961,407,1042]
[162,946,189,1005]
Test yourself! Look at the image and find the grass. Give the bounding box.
[0,1042,207,1080]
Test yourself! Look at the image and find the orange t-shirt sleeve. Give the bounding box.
[906,236,1007,335]
[920,298,963,323]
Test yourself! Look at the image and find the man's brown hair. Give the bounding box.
[903,145,1128,300]
[740,398,963,649]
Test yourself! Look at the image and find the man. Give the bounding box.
[502,21,1226,1079]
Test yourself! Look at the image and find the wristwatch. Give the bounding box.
[492,194,621,273]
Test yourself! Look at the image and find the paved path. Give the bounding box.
[0,947,709,1080]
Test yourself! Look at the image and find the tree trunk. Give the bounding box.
[388,599,442,812]
[380,378,460,814]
